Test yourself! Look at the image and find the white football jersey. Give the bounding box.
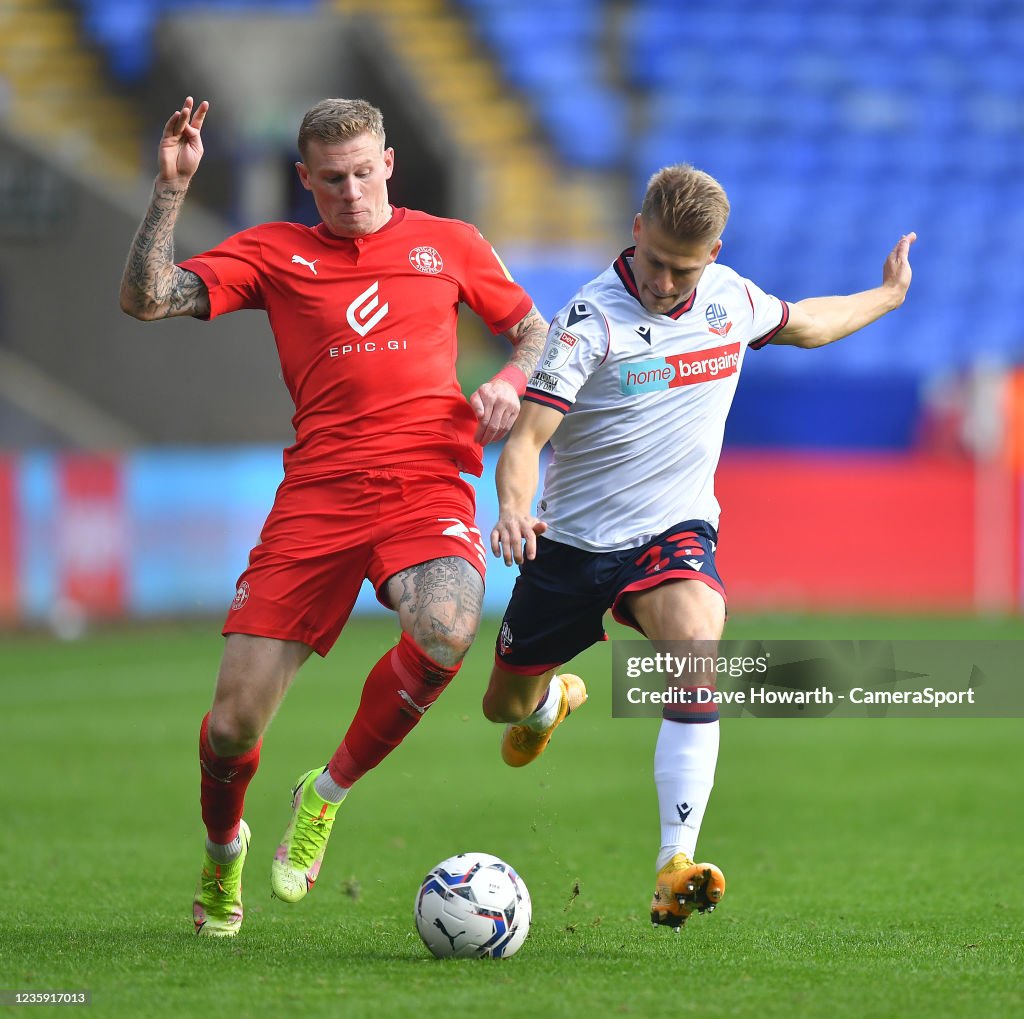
[525,249,789,551]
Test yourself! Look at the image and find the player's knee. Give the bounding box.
[417,626,475,669]
[207,708,263,757]
[675,624,721,642]
[670,610,725,643]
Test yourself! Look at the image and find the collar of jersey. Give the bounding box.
[613,246,698,319]
[314,206,406,244]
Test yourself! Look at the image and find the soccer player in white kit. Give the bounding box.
[483,165,916,928]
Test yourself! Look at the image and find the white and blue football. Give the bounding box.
[414,852,532,959]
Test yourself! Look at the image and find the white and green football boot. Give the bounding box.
[271,769,341,903]
[193,819,251,937]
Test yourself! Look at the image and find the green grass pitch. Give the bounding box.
[2,614,1022,1018]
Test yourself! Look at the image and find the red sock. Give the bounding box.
[328,633,459,787]
[199,713,261,844]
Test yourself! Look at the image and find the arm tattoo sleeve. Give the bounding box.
[503,306,549,379]
[121,184,210,320]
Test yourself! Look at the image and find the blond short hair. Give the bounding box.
[297,98,385,158]
[640,165,730,244]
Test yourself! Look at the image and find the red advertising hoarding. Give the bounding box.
[716,453,986,612]
[0,456,16,622]
[56,455,128,618]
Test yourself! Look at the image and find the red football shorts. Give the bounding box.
[222,465,486,656]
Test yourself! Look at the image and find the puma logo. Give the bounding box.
[291,254,320,275]
[201,759,239,784]
[433,917,460,950]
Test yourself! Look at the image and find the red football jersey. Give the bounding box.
[179,208,531,477]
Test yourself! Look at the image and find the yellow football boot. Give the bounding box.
[501,674,588,767]
[650,852,725,929]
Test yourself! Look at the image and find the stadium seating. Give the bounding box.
[456,1,625,169]
[69,0,1023,380]
[73,0,318,81]
[621,1,1023,373]
[459,0,1024,371]
[78,0,158,81]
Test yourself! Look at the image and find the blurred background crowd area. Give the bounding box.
[0,0,1021,628]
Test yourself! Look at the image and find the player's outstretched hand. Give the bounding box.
[881,232,917,304]
[158,96,209,185]
[470,376,521,445]
[491,513,547,566]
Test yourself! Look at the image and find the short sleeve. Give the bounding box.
[178,227,267,320]
[457,227,532,335]
[524,301,609,415]
[743,278,790,350]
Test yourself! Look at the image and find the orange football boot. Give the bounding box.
[650,853,726,929]
[501,674,588,767]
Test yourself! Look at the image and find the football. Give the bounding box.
[414,852,532,959]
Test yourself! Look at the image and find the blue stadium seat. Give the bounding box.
[801,11,870,52]
[537,85,628,170]
[80,0,158,81]
[472,4,600,52]
[927,14,997,59]
[494,42,603,95]
[870,13,931,51]
[504,252,608,322]
[781,91,837,135]
[621,10,713,90]
[783,48,851,96]
[75,0,318,80]
[732,8,805,49]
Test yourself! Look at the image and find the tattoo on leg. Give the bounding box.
[389,557,484,667]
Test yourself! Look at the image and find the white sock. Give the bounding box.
[313,767,350,804]
[654,719,720,870]
[206,835,242,863]
[522,675,563,731]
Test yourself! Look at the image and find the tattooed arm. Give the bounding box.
[119,184,209,320]
[501,304,549,380]
[119,97,211,321]
[468,304,550,445]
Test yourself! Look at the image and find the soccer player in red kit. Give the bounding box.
[120,96,549,936]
